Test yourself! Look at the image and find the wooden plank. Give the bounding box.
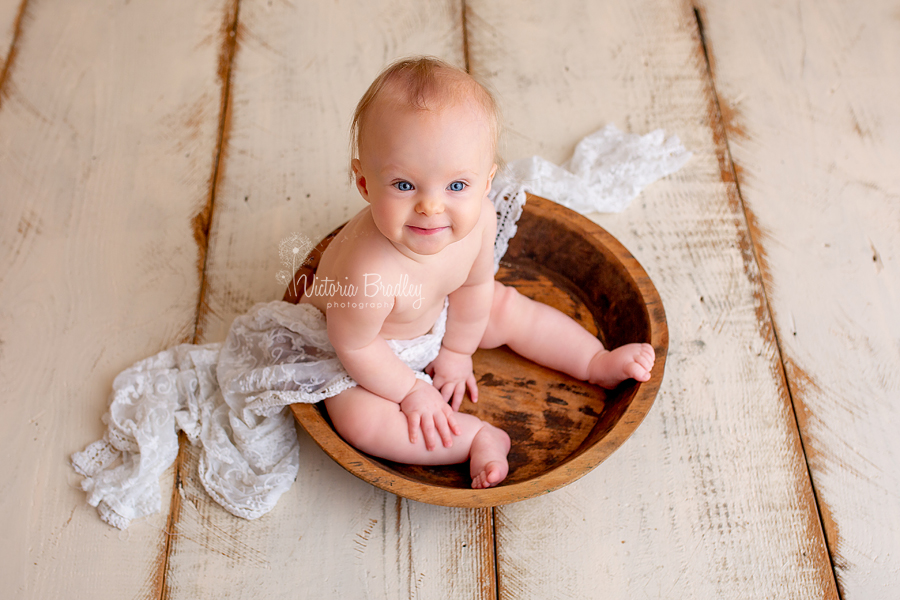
[466,0,839,597]
[161,1,497,598]
[696,0,900,596]
[0,0,231,598]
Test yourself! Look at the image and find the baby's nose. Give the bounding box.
[415,193,444,215]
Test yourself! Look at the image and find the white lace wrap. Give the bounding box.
[494,124,691,214]
[71,301,447,528]
[72,125,689,528]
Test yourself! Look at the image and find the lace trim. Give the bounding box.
[491,183,527,273]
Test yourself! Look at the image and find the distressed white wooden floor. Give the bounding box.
[1,0,897,598]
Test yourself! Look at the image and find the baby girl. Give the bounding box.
[300,57,655,489]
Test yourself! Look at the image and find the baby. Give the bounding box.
[301,57,655,489]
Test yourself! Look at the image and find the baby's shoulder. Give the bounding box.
[320,214,401,278]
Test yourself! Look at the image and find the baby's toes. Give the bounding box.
[485,463,504,486]
[624,361,650,382]
[636,353,654,371]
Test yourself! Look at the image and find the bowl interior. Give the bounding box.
[287,195,667,506]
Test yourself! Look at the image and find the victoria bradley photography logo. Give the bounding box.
[276,232,424,308]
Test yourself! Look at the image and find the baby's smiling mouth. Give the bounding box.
[407,225,449,235]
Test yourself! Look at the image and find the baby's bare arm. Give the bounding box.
[442,278,494,354]
[325,263,464,448]
[428,202,497,408]
[328,302,415,402]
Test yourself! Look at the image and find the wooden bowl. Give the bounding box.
[286,194,667,507]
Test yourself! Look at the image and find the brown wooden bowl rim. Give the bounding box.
[288,194,668,507]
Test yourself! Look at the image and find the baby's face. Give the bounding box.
[353,98,497,258]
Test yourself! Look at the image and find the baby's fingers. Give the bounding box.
[444,406,461,437]
[434,408,458,447]
[431,370,445,390]
[420,417,440,451]
[438,380,455,404]
[406,412,422,445]
[449,381,467,412]
[467,374,478,404]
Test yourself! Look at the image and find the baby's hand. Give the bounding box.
[400,379,461,450]
[426,346,478,411]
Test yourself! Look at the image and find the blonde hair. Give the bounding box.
[349,56,501,179]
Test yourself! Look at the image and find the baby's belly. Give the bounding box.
[378,300,445,340]
[299,294,444,341]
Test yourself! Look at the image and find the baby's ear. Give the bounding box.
[485,163,498,195]
[351,158,369,202]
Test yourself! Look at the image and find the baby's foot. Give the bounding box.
[469,425,511,489]
[588,343,655,389]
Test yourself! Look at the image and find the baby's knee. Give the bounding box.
[481,283,526,349]
[325,395,376,448]
[492,281,520,308]
[489,283,522,325]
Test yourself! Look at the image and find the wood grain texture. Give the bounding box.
[161,1,497,598]
[0,0,24,85]
[466,0,838,597]
[697,0,900,596]
[0,0,231,597]
[5,0,892,597]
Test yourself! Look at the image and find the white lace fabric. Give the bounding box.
[71,126,689,528]
[493,124,691,214]
[71,344,222,529]
[71,301,447,528]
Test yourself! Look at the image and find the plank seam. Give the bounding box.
[491,507,500,600]
[156,1,242,599]
[191,0,242,343]
[461,0,470,73]
[0,0,30,111]
[154,435,186,600]
[463,7,501,599]
[691,4,843,598]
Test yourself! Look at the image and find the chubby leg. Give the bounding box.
[480,282,654,388]
[325,386,510,488]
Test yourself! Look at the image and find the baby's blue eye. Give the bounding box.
[448,181,466,192]
[395,181,413,192]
